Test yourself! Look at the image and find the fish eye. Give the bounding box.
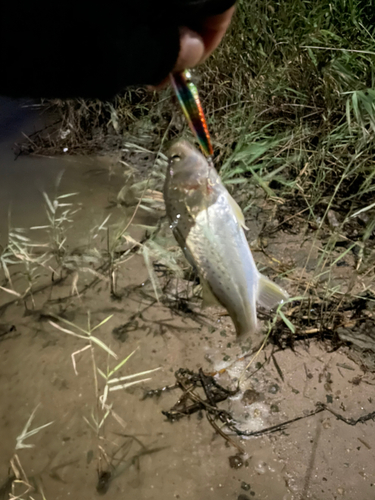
[171,153,181,162]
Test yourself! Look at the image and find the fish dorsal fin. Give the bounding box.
[257,274,289,309]
[226,192,249,230]
[201,278,221,308]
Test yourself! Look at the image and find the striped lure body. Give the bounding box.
[170,70,214,158]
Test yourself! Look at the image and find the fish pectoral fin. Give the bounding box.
[226,193,249,230]
[201,279,221,308]
[257,274,289,310]
[179,238,196,269]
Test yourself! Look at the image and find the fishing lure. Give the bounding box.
[170,70,214,158]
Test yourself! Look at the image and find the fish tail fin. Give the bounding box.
[257,274,289,309]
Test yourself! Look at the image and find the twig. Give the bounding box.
[321,404,375,426]
[206,412,245,454]
[225,405,325,437]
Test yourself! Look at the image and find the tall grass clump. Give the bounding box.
[204,0,375,201]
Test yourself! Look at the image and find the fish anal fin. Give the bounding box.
[257,274,289,310]
[226,193,249,230]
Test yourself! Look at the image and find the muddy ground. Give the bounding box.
[1,99,375,500]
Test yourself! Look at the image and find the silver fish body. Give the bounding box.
[164,140,288,338]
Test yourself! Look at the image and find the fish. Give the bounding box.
[163,140,289,338]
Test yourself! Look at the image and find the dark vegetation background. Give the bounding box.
[24,0,375,222]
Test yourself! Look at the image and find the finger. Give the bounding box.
[148,7,235,92]
[147,77,169,91]
[199,5,235,62]
[174,28,205,72]
[148,28,205,90]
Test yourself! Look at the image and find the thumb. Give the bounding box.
[147,28,204,90]
[174,28,205,72]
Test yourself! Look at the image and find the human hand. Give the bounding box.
[151,5,235,89]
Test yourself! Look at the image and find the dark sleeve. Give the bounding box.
[0,0,235,100]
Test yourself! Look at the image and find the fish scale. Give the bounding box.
[186,193,258,335]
